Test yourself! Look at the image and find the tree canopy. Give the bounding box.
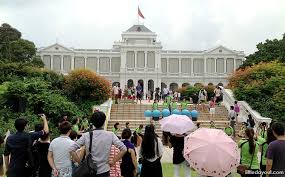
[0,23,43,67]
[240,34,285,68]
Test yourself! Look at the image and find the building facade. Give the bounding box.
[38,24,245,93]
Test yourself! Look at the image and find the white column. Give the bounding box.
[84,56,87,69]
[60,55,64,72]
[204,57,207,75]
[144,51,147,68]
[51,55,54,70]
[224,58,227,73]
[179,58,181,75]
[234,58,237,70]
[97,56,100,73]
[166,57,169,74]
[134,51,137,69]
[214,58,217,73]
[109,57,112,74]
[191,58,194,76]
[71,55,74,70]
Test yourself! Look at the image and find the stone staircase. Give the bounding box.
[107,104,242,137]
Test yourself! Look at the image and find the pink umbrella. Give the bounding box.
[159,114,196,135]
[184,128,240,177]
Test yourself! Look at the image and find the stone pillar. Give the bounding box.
[179,58,181,75]
[144,51,147,68]
[84,56,87,69]
[134,51,137,69]
[191,58,194,76]
[51,55,54,70]
[60,55,64,73]
[204,57,207,75]
[166,57,169,74]
[155,51,161,72]
[214,58,217,73]
[234,58,237,70]
[224,58,227,73]
[97,56,100,73]
[109,57,112,74]
[71,55,74,70]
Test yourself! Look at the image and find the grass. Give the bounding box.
[162,163,241,177]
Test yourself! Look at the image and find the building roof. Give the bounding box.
[126,25,152,32]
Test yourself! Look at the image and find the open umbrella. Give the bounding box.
[159,114,196,135]
[184,128,240,177]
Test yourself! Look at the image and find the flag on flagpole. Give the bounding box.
[138,6,145,19]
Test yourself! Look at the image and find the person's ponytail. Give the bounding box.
[245,128,255,154]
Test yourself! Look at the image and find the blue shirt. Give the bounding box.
[4,131,44,173]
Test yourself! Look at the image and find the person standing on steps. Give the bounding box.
[209,97,216,121]
[136,83,143,104]
[113,83,120,104]
[228,106,237,137]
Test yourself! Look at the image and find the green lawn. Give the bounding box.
[162,163,240,177]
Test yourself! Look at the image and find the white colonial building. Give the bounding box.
[38,24,245,93]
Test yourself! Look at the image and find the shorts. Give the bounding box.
[209,108,215,114]
[137,93,142,99]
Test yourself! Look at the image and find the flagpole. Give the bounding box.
[137,6,139,24]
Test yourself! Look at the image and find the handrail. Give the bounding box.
[223,89,271,125]
[93,98,113,131]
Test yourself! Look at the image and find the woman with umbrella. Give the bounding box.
[169,134,191,177]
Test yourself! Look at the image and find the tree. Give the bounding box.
[0,23,43,67]
[240,34,285,68]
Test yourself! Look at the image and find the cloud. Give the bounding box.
[0,0,284,54]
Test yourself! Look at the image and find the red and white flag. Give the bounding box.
[138,6,145,19]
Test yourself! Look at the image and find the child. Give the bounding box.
[234,101,240,117]
[171,99,178,110]
[228,106,236,137]
[121,129,138,177]
[152,100,159,110]
[224,122,234,137]
[180,97,188,110]
[209,120,217,129]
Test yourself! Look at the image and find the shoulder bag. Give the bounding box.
[73,131,97,177]
[237,141,256,176]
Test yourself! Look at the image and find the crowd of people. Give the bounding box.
[0,110,284,177]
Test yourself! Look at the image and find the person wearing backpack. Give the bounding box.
[238,128,259,177]
[70,111,127,177]
[120,129,138,177]
[4,115,49,177]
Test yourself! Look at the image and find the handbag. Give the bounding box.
[73,131,97,177]
[237,141,255,175]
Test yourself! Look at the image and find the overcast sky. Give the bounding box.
[0,0,284,55]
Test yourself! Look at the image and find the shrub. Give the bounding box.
[64,69,111,104]
[229,61,285,122]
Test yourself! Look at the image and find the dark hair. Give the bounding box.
[271,122,285,136]
[114,122,119,128]
[72,118,78,125]
[197,122,200,128]
[122,128,132,139]
[139,124,143,128]
[266,128,276,144]
[126,122,129,126]
[40,132,50,141]
[0,134,4,145]
[15,118,28,132]
[59,121,72,134]
[141,124,158,159]
[234,101,237,104]
[90,111,106,128]
[35,123,44,132]
[245,128,255,154]
[230,106,234,110]
[69,130,78,140]
[248,114,253,119]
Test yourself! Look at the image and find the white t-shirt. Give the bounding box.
[163,88,169,95]
[49,136,75,169]
[113,86,119,95]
